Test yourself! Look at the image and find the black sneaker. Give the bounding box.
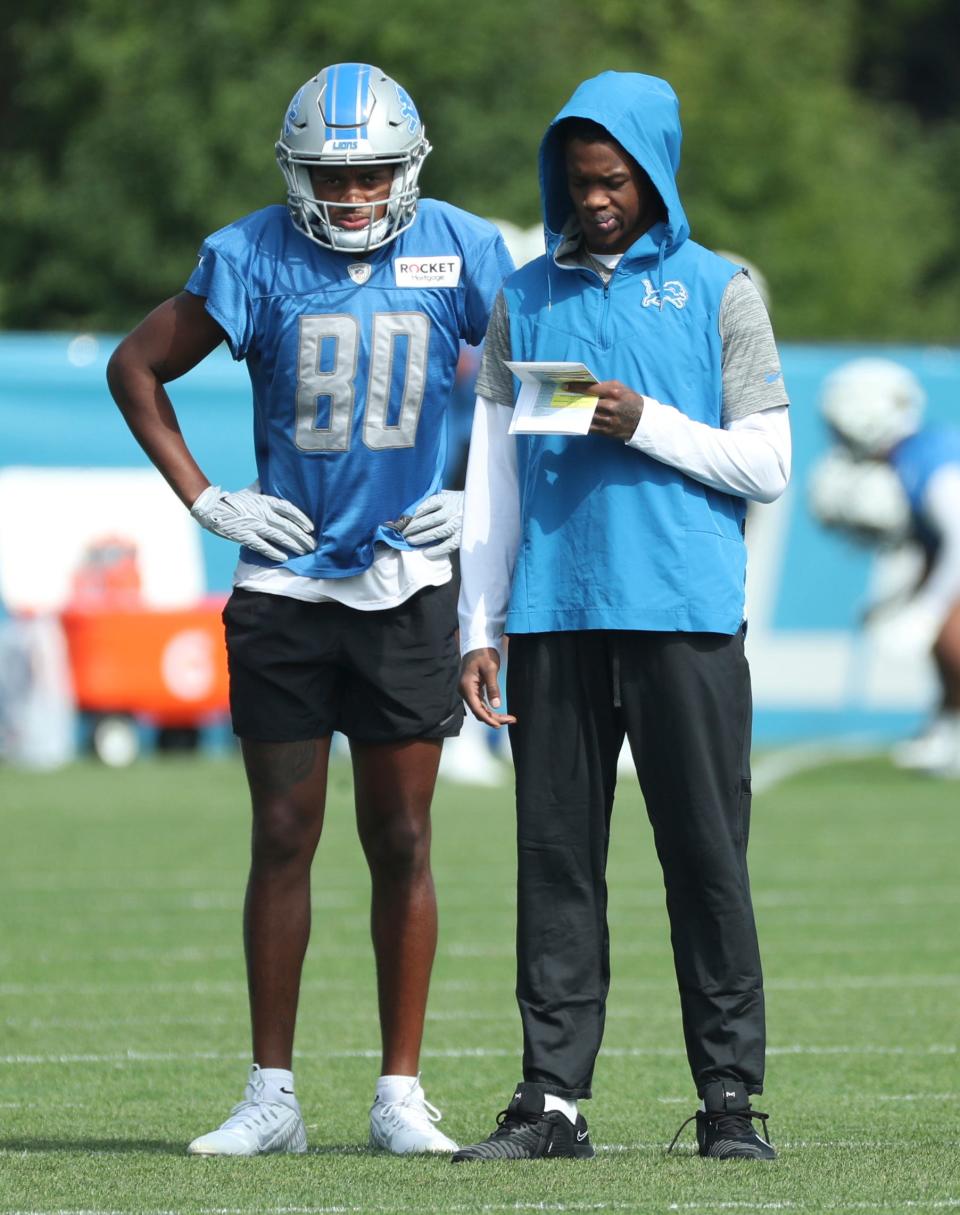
[668,1080,776,1160]
[451,1083,595,1162]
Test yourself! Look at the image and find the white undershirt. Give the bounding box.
[234,547,451,608]
[458,395,791,655]
[627,396,791,501]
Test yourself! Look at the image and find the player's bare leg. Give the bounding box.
[933,601,960,710]
[186,737,328,1156]
[353,737,457,1153]
[892,604,960,773]
[242,736,332,1068]
[352,738,440,1073]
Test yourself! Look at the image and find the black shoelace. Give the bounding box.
[491,1107,549,1138]
[667,1105,771,1153]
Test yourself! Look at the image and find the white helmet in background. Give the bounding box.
[819,358,925,457]
[276,63,431,253]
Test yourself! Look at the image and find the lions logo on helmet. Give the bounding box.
[282,86,306,138]
[275,63,432,254]
[394,83,420,135]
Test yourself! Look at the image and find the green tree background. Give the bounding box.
[2,0,957,339]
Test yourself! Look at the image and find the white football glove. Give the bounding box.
[400,490,464,558]
[190,485,314,562]
[808,449,911,547]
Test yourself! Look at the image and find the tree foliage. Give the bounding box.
[1,0,957,339]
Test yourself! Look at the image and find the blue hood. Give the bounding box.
[539,71,690,262]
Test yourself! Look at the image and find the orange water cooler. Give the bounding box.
[59,597,230,763]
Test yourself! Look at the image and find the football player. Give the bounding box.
[107,63,513,1155]
[814,358,960,776]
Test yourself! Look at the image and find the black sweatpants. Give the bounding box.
[506,628,764,1100]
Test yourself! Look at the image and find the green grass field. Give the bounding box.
[1,750,958,1214]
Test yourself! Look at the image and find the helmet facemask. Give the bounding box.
[276,64,431,254]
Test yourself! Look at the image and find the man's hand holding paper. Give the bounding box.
[565,379,647,442]
[506,361,600,435]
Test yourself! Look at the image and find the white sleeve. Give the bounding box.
[626,400,791,503]
[908,465,960,625]
[457,394,520,656]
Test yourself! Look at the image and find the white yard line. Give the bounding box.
[3,1200,959,1215]
[751,739,886,795]
[667,1205,960,1213]
[1,1015,236,1030]
[768,975,960,990]
[8,884,958,910]
[876,1092,958,1101]
[2,973,957,999]
[2,1091,951,1108]
[8,991,955,1031]
[0,1043,955,1066]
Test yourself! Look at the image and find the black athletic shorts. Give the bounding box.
[222,582,464,743]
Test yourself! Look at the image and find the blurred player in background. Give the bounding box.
[455,71,790,1163]
[108,63,513,1155]
[811,357,960,776]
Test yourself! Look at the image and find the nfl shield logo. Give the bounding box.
[348,263,372,285]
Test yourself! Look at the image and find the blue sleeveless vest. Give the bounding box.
[503,72,745,635]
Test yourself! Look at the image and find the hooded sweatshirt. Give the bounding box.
[502,72,745,635]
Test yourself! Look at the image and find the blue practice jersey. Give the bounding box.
[185,202,513,577]
[890,424,960,553]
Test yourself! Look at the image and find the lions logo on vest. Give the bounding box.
[348,263,372,285]
[641,279,689,310]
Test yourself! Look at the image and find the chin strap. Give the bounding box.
[322,214,391,252]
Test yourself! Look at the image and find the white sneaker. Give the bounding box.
[187,1065,307,1156]
[369,1077,458,1154]
[891,714,960,773]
